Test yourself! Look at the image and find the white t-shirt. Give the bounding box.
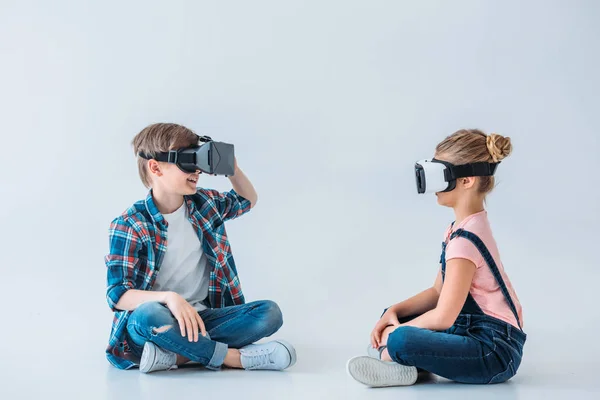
[152,202,210,311]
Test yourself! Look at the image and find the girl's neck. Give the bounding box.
[152,187,185,215]
[453,196,485,226]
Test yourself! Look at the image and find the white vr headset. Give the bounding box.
[414,158,500,194]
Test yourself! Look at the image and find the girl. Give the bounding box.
[347,129,525,387]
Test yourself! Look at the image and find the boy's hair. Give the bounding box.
[435,129,513,194]
[132,123,199,188]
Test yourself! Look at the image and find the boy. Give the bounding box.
[104,123,296,373]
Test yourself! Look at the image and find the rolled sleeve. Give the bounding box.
[105,219,142,311]
[106,281,134,312]
[205,189,252,221]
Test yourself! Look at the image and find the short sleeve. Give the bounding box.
[445,237,484,269]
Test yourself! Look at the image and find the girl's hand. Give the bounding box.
[370,309,401,348]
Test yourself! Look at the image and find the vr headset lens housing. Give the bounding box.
[140,136,236,176]
[175,141,235,175]
[415,159,453,194]
[415,158,499,194]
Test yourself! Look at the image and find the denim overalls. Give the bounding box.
[386,228,527,384]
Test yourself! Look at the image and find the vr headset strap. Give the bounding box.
[445,162,499,181]
[138,135,212,163]
[139,150,196,164]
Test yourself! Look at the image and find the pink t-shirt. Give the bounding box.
[444,211,524,329]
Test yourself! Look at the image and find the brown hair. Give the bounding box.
[132,123,198,188]
[435,129,513,194]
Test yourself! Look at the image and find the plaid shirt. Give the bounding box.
[104,188,252,369]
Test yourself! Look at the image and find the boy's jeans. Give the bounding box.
[126,300,283,370]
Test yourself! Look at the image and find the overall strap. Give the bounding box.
[440,240,485,315]
[440,242,448,280]
[440,221,455,278]
[450,228,523,330]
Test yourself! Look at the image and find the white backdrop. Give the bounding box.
[1,0,599,398]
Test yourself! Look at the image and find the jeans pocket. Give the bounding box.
[487,359,516,384]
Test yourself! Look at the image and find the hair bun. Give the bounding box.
[486,133,512,162]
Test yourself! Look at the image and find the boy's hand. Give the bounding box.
[370,309,400,348]
[164,292,207,342]
[226,157,258,207]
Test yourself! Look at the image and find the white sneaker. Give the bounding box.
[139,342,178,373]
[240,340,297,370]
[366,344,385,359]
[346,356,417,387]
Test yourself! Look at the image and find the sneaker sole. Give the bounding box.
[274,340,297,369]
[139,342,156,373]
[346,356,418,387]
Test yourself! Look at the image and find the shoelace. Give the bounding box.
[246,349,272,369]
[153,348,176,370]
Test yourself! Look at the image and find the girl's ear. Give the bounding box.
[461,176,476,189]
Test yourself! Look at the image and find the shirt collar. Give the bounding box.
[185,195,197,214]
[145,190,165,226]
[145,190,198,226]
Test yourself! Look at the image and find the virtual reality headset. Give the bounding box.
[414,158,499,194]
[139,135,235,176]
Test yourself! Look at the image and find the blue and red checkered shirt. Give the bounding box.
[104,188,252,369]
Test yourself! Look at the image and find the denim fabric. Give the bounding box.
[387,313,525,383]
[386,228,527,384]
[126,300,283,370]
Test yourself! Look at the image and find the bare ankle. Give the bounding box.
[223,349,243,369]
[381,325,397,346]
[176,355,190,365]
[381,348,392,362]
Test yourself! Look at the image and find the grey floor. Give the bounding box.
[3,209,598,400]
[4,340,599,400]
